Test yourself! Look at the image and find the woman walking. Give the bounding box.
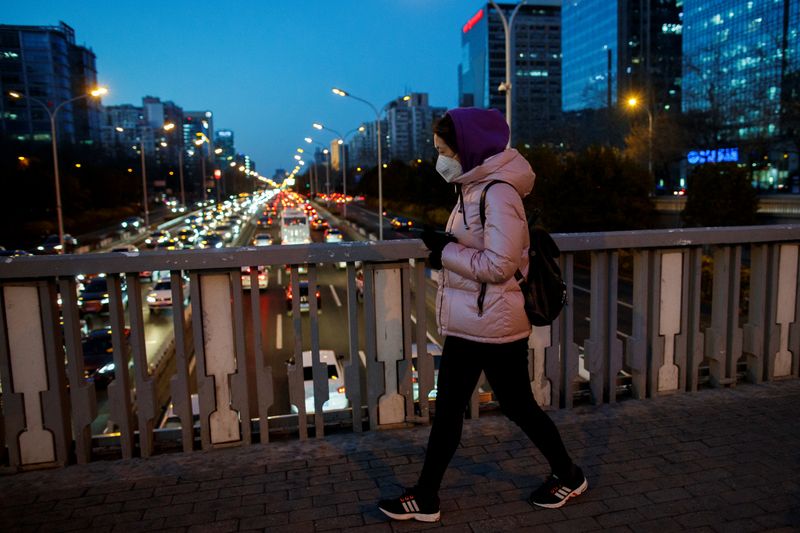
[378,108,587,523]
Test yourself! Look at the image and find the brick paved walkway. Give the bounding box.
[2,380,799,532]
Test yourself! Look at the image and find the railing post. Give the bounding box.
[287,267,308,439]
[106,274,135,458]
[685,248,705,392]
[307,265,327,436]
[169,270,194,452]
[705,247,744,387]
[191,272,245,449]
[60,277,97,464]
[248,267,274,442]
[559,254,580,408]
[126,274,158,457]
[584,251,623,404]
[744,244,775,383]
[372,264,406,425]
[627,250,652,399]
[772,244,799,379]
[363,265,383,429]
[0,281,69,468]
[649,251,689,395]
[345,262,364,431]
[413,260,433,420]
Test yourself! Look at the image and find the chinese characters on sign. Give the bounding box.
[687,148,739,165]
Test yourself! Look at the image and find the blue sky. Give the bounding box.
[6,1,478,175]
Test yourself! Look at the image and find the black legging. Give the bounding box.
[417,335,573,496]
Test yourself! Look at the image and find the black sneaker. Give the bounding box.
[529,467,588,509]
[378,487,441,522]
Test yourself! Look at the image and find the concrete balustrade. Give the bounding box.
[1,228,800,469]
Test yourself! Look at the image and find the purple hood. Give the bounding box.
[447,107,509,173]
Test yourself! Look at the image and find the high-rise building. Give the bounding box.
[682,0,800,187]
[0,21,103,144]
[385,93,447,162]
[347,119,388,171]
[184,110,214,198]
[215,129,235,159]
[561,0,682,115]
[458,2,562,144]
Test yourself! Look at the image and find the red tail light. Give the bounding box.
[337,386,346,394]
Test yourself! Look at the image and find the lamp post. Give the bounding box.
[194,133,213,204]
[490,0,525,147]
[312,123,365,219]
[9,86,108,252]
[626,96,653,179]
[163,122,185,208]
[332,87,386,240]
[305,137,331,200]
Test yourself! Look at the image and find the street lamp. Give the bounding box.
[9,86,108,252]
[305,137,331,199]
[311,122,365,218]
[331,87,387,240]
[163,122,186,208]
[626,96,653,179]
[490,0,525,147]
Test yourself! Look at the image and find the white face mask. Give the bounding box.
[435,155,463,183]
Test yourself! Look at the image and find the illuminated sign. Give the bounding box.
[462,8,484,33]
[687,148,739,165]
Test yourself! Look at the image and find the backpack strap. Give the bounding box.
[477,180,524,317]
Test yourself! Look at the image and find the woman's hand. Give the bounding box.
[421,228,457,270]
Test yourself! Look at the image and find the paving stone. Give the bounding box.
[239,512,289,529]
[186,519,239,533]
[313,513,365,531]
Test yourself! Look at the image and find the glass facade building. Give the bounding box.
[683,0,799,140]
[682,0,800,188]
[562,0,682,114]
[0,22,101,144]
[458,1,562,145]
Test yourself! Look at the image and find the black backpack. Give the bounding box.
[478,180,567,327]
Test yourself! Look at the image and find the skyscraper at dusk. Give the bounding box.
[682,0,800,187]
[385,93,446,162]
[561,0,682,115]
[0,21,102,145]
[458,1,562,145]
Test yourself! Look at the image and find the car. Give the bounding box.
[120,216,145,231]
[36,234,77,254]
[110,244,138,253]
[176,228,198,245]
[324,228,343,243]
[241,265,268,290]
[154,237,183,251]
[215,223,236,243]
[197,234,224,249]
[253,233,273,246]
[310,217,329,231]
[144,230,170,248]
[78,277,127,314]
[285,280,321,313]
[147,278,187,313]
[0,249,32,258]
[82,327,130,386]
[390,216,414,231]
[291,350,348,413]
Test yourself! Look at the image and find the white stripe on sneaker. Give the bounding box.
[402,501,411,513]
[411,499,419,512]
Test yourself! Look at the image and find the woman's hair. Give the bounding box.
[433,114,458,155]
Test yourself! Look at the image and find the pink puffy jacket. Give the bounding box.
[437,148,535,343]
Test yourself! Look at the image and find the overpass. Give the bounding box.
[1,223,799,528]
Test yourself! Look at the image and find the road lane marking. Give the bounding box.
[276,313,283,350]
[329,284,342,307]
[410,314,441,348]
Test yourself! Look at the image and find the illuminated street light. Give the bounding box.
[332,86,387,239]
[9,86,109,251]
[626,95,653,179]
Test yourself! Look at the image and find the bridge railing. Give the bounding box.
[1,226,799,470]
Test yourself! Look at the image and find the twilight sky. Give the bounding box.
[6,0,478,175]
